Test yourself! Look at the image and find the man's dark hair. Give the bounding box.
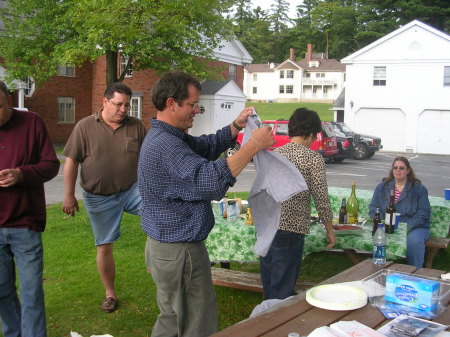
[288,107,322,138]
[104,82,132,99]
[0,81,9,99]
[151,71,201,111]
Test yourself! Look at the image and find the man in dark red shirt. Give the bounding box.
[0,80,60,337]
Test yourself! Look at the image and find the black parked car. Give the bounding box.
[332,130,357,162]
[331,122,383,160]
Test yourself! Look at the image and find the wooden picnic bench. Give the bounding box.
[211,267,316,293]
[425,237,450,268]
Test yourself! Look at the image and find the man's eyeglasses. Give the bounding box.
[108,99,131,111]
[393,166,406,170]
[187,102,202,110]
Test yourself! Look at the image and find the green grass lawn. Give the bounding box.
[2,201,450,337]
[246,102,334,121]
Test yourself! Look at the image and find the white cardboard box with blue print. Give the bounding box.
[385,273,440,311]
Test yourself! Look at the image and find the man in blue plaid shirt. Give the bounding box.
[138,71,274,337]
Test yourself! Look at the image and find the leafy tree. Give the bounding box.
[232,6,274,63]
[231,0,253,38]
[355,0,450,47]
[289,0,323,60]
[0,0,235,85]
[270,0,291,33]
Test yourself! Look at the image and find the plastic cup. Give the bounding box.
[445,189,450,200]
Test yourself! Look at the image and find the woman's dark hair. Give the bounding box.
[382,156,421,185]
[288,107,322,138]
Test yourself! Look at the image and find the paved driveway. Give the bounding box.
[44,151,450,205]
[229,152,450,198]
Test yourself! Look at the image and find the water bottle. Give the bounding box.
[373,222,386,265]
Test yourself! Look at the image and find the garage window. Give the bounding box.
[373,66,386,86]
[444,66,450,86]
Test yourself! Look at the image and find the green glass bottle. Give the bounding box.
[346,180,359,224]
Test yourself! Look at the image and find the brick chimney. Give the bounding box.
[289,48,295,61]
[306,43,313,63]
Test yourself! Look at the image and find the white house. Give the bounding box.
[341,20,450,155]
[244,45,346,103]
[0,65,27,108]
[190,80,246,137]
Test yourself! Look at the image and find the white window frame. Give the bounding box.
[120,55,133,78]
[252,73,257,81]
[286,85,293,94]
[23,77,35,97]
[57,65,75,77]
[252,87,257,94]
[444,66,450,86]
[228,65,236,81]
[279,70,284,79]
[279,85,284,94]
[129,96,142,119]
[373,66,386,86]
[57,96,75,123]
[221,102,232,110]
[287,70,294,79]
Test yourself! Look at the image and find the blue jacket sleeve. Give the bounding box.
[402,184,430,231]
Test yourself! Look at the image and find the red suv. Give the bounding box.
[229,119,339,160]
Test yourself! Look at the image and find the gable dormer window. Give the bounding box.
[373,66,386,86]
[309,60,319,67]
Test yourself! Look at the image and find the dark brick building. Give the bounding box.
[3,39,252,143]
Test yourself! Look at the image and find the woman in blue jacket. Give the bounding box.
[369,156,430,268]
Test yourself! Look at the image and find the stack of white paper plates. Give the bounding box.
[306,284,368,311]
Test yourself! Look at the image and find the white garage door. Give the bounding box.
[417,110,450,155]
[354,108,406,152]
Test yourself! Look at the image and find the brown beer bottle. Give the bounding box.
[339,198,348,224]
[372,208,381,236]
[385,190,396,234]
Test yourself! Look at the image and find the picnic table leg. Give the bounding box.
[425,247,439,269]
[220,262,231,269]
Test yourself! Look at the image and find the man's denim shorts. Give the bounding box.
[82,183,141,245]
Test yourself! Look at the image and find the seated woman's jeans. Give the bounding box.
[407,228,429,268]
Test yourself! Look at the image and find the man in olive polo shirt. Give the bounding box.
[62,82,147,312]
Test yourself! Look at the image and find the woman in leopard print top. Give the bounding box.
[260,108,336,300]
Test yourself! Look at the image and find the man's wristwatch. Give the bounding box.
[232,120,243,131]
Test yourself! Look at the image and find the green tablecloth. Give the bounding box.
[206,213,409,262]
[206,191,450,263]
